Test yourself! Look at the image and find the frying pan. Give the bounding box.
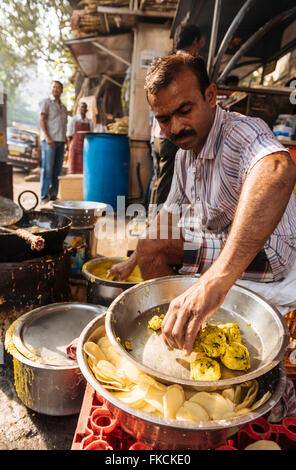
[0,191,72,262]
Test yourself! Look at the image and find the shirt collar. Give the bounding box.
[50,94,61,103]
[196,105,224,160]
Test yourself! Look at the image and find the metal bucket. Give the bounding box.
[5,303,106,416]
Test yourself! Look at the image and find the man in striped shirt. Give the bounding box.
[111,54,296,354]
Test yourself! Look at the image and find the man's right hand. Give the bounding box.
[109,253,137,281]
[46,136,54,147]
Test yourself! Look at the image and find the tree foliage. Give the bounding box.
[0,0,73,97]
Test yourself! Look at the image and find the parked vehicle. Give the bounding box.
[7,125,40,171]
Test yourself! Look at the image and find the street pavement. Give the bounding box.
[0,168,81,450]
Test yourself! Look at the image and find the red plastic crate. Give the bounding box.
[72,383,296,451]
[71,383,153,450]
[216,416,296,450]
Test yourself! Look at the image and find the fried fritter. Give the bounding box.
[190,357,221,381]
[221,342,251,371]
[193,325,227,358]
[218,322,242,344]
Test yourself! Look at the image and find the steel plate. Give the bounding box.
[105,276,290,390]
[12,302,107,367]
[0,196,23,226]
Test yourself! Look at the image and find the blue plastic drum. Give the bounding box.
[83,133,129,210]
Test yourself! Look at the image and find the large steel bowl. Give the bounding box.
[77,313,287,450]
[105,276,290,391]
[82,256,142,306]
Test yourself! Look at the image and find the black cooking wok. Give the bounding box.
[0,191,72,262]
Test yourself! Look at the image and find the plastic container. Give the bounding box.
[273,114,294,139]
[83,133,129,210]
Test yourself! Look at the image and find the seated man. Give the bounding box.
[111,54,296,355]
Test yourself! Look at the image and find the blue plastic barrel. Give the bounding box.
[83,133,129,210]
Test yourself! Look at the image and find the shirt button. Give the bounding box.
[196,196,200,201]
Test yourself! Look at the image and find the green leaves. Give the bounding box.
[0,0,74,97]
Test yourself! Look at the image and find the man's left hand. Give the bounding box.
[161,274,228,355]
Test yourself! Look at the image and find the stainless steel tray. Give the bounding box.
[105,276,290,390]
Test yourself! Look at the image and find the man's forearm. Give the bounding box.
[205,152,296,290]
[40,115,51,140]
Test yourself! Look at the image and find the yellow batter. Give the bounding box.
[88,260,143,283]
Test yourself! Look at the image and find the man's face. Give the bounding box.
[148,69,217,154]
[80,103,87,115]
[51,82,63,99]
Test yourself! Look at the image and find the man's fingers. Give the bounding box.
[161,310,178,350]
[183,315,202,355]
[170,308,191,350]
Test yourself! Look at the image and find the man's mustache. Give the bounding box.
[170,129,196,142]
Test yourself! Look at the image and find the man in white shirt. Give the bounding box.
[39,81,68,203]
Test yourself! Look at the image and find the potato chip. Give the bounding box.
[144,386,166,413]
[176,401,209,422]
[97,336,123,367]
[91,362,127,388]
[117,360,167,391]
[189,391,234,420]
[175,405,192,422]
[163,385,185,419]
[245,440,281,450]
[221,387,235,402]
[101,385,131,392]
[112,384,150,407]
[88,325,106,343]
[250,391,271,410]
[97,360,126,383]
[97,336,111,349]
[233,384,242,404]
[139,402,158,414]
[235,380,259,411]
[83,342,106,364]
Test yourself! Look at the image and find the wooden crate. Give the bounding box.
[58,174,83,200]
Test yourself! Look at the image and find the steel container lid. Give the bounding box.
[11,302,107,368]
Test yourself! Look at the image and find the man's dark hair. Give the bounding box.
[52,80,63,91]
[174,23,202,50]
[145,53,210,99]
[225,75,239,86]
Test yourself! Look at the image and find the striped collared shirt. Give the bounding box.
[164,105,296,281]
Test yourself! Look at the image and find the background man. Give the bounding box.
[67,101,93,174]
[39,80,68,204]
[111,54,296,355]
